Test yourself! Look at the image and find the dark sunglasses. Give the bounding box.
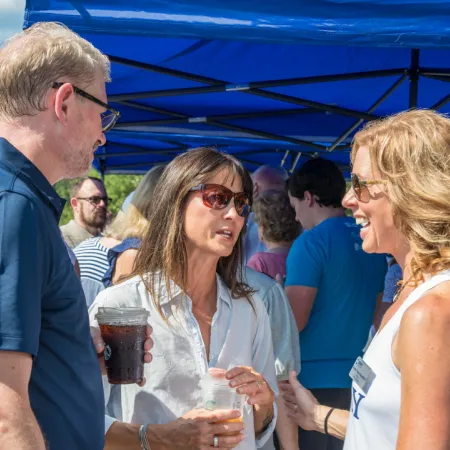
[76,196,111,206]
[190,184,251,217]
[52,82,120,133]
[351,173,387,203]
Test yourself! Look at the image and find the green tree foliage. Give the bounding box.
[54,168,143,225]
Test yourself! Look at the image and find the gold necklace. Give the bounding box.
[392,276,413,303]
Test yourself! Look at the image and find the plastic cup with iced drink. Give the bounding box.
[200,368,245,423]
[95,307,149,385]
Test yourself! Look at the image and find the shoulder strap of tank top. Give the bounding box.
[397,270,450,315]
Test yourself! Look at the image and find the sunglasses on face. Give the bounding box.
[190,184,251,217]
[351,173,387,203]
[76,196,111,206]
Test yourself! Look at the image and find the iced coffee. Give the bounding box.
[95,307,149,385]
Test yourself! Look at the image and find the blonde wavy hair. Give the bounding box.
[0,22,110,119]
[105,165,165,240]
[352,109,450,284]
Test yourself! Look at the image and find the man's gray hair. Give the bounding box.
[0,22,111,119]
[252,165,289,182]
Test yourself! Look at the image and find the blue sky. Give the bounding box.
[0,0,26,44]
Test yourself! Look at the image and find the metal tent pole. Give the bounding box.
[409,49,420,108]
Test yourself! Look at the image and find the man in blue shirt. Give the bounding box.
[0,23,118,449]
[284,159,386,450]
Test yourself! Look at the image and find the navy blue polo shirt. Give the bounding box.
[0,139,104,449]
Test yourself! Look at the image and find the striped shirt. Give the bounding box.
[74,237,110,283]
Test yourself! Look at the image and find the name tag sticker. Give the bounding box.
[349,357,376,395]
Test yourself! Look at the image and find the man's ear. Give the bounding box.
[304,191,314,207]
[53,83,75,126]
[70,197,79,210]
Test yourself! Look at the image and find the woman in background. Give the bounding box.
[103,165,165,287]
[247,189,300,280]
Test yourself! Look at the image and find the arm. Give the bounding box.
[112,248,138,284]
[256,281,300,450]
[372,293,389,331]
[104,422,141,449]
[0,351,46,449]
[374,264,402,331]
[275,384,299,450]
[312,405,349,440]
[281,371,349,441]
[105,409,245,450]
[285,286,317,332]
[0,193,47,448]
[285,233,323,332]
[395,291,450,450]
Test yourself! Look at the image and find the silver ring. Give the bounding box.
[213,435,219,448]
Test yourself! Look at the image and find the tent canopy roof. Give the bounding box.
[24,1,450,174]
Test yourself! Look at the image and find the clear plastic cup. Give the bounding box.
[200,368,245,423]
[95,307,149,385]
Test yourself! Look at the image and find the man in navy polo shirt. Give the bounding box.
[0,23,119,449]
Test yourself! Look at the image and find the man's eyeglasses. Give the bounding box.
[190,184,251,217]
[351,173,387,203]
[76,196,111,206]
[52,82,120,133]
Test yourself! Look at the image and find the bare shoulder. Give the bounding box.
[117,248,139,262]
[400,280,450,338]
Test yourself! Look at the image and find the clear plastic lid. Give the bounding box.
[95,307,149,326]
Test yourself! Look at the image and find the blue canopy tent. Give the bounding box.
[24,1,450,175]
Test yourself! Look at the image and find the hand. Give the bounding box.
[280,371,319,431]
[149,408,245,450]
[90,325,153,387]
[226,366,275,408]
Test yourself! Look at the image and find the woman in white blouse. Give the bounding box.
[90,147,278,450]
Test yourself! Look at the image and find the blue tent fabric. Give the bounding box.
[24,1,450,174]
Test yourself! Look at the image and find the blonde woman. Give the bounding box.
[89,147,277,450]
[103,165,165,287]
[282,109,450,450]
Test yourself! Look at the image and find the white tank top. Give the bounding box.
[344,270,450,450]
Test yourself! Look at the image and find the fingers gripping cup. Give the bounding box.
[200,368,245,423]
[95,307,149,385]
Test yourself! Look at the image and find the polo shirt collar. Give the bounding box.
[0,138,65,218]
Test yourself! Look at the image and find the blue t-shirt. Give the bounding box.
[0,139,104,449]
[285,216,386,389]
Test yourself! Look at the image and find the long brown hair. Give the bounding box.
[132,147,255,315]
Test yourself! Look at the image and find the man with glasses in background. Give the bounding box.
[61,176,111,248]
